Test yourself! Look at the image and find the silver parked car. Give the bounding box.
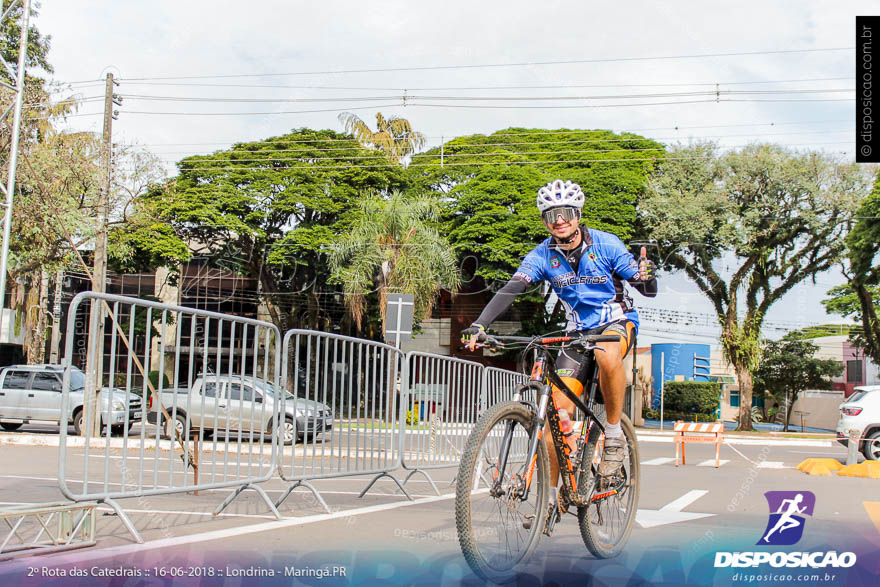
[0,364,142,435]
[836,385,880,461]
[147,374,332,445]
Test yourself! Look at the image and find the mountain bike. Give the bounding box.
[455,333,640,582]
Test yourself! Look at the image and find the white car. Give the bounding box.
[836,385,880,461]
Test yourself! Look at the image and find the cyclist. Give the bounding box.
[462,179,657,513]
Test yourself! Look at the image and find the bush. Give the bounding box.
[148,370,170,390]
[662,381,720,415]
[642,408,717,423]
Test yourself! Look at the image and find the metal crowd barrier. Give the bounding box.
[275,330,407,513]
[483,366,530,411]
[399,352,484,494]
[59,293,282,543]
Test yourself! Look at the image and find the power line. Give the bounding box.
[117,88,854,104]
[118,47,854,81]
[117,96,855,116]
[408,98,853,110]
[75,76,854,92]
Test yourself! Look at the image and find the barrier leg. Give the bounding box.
[401,469,441,496]
[674,437,680,467]
[358,472,412,501]
[715,438,720,468]
[274,480,331,514]
[102,498,143,544]
[213,484,282,520]
[681,440,687,465]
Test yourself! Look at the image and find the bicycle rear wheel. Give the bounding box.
[455,401,548,583]
[577,413,640,558]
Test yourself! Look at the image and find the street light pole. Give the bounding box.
[0,0,31,338]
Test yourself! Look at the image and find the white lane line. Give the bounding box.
[642,457,674,466]
[756,461,788,469]
[660,489,708,512]
[0,491,466,573]
[697,459,729,467]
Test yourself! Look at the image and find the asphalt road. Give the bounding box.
[0,430,877,586]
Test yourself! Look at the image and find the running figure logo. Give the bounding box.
[758,491,816,546]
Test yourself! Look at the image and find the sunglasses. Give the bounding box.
[542,207,580,224]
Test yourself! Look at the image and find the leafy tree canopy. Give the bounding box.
[0,0,53,85]
[407,127,664,333]
[410,127,662,271]
[641,142,871,430]
[133,128,408,333]
[823,172,880,363]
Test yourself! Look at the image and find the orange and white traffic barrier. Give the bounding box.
[674,420,724,467]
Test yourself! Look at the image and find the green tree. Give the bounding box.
[640,142,870,431]
[409,128,665,333]
[0,0,53,86]
[338,112,425,163]
[0,2,89,364]
[753,338,842,431]
[329,191,460,334]
[823,172,880,364]
[131,128,407,335]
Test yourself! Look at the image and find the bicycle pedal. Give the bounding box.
[542,505,561,537]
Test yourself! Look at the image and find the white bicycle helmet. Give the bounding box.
[536,179,585,212]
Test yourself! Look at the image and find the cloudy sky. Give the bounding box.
[32,1,875,347]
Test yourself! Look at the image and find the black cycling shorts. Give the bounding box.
[555,320,635,389]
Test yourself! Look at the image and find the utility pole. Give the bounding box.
[49,269,63,363]
[0,0,31,342]
[84,72,120,438]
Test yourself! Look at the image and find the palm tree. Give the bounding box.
[337,112,426,163]
[329,191,460,333]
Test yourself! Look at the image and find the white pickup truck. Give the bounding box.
[147,374,332,445]
[0,364,142,435]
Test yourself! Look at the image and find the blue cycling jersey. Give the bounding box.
[512,228,641,333]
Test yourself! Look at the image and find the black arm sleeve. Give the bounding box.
[629,276,658,297]
[473,278,529,327]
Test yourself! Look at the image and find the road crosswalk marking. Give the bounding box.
[697,459,730,467]
[756,461,787,469]
[642,457,675,466]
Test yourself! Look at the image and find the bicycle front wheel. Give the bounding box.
[577,413,640,558]
[455,401,548,583]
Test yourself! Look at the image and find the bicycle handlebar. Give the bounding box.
[477,332,622,350]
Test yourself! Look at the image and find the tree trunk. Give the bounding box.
[735,363,755,432]
[784,391,797,433]
[24,272,49,364]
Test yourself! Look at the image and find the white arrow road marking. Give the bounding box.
[660,489,708,511]
[637,489,714,529]
[642,457,675,466]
